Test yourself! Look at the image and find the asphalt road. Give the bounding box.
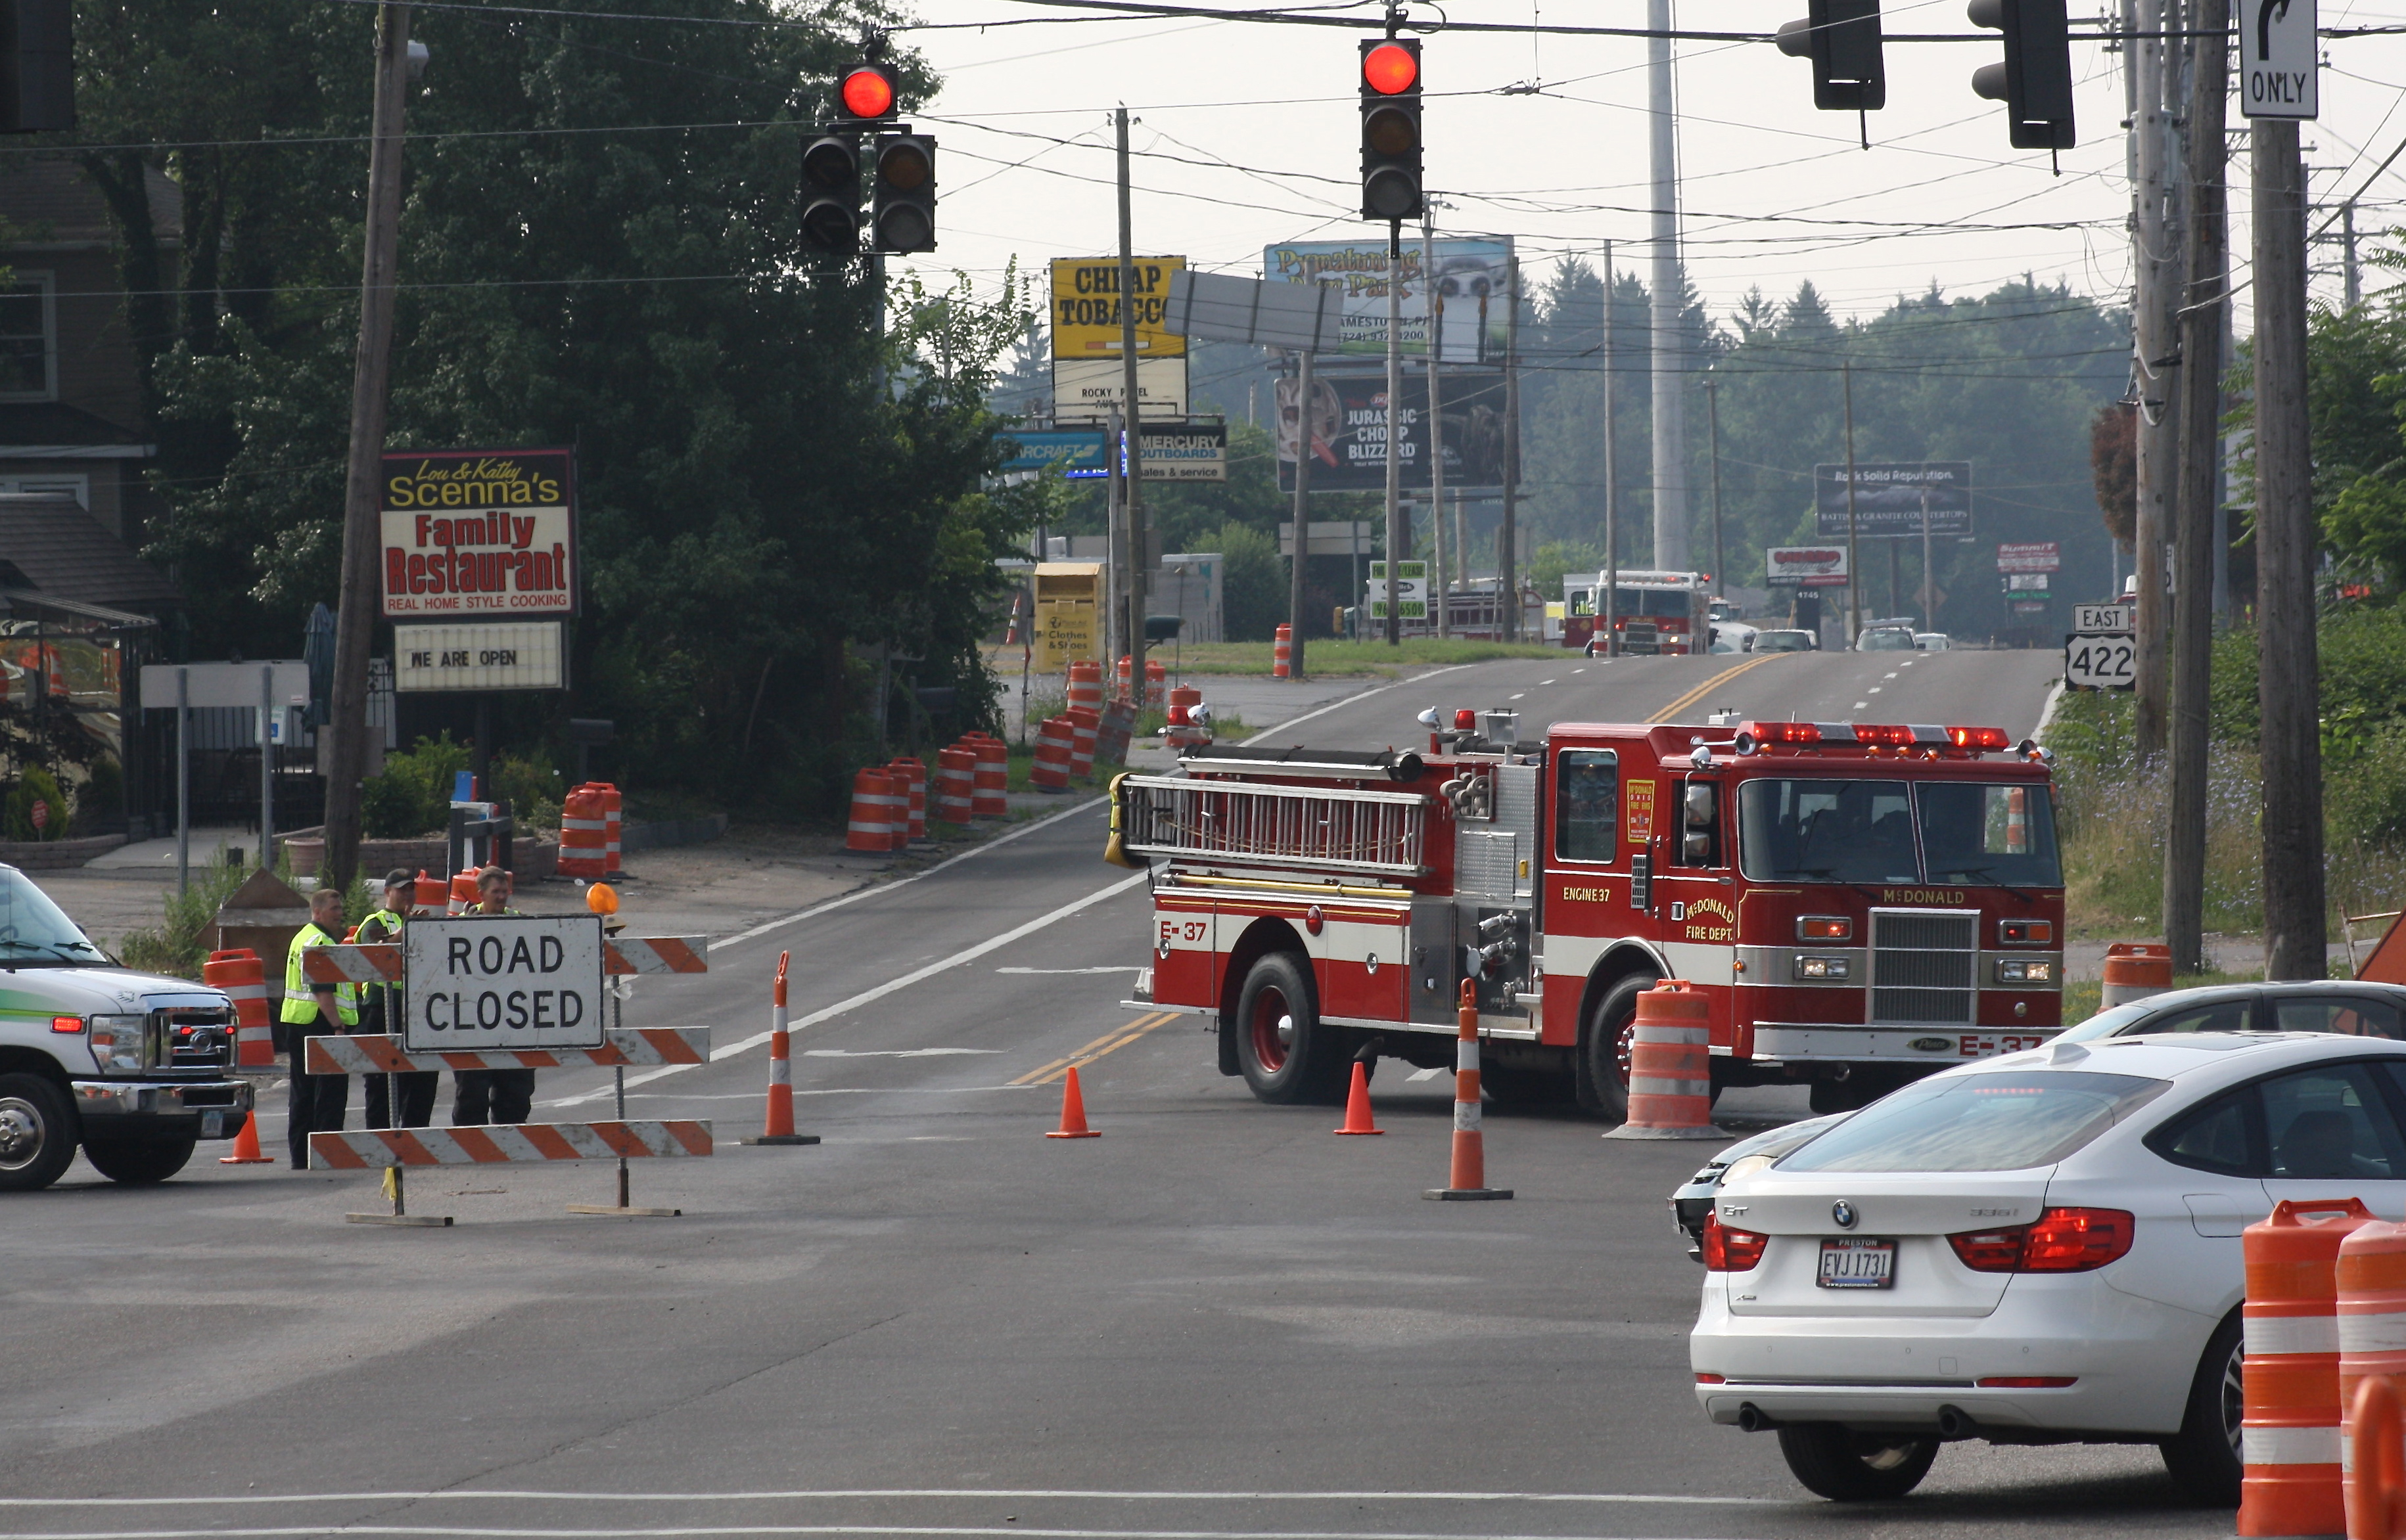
[3,645,2221,1540]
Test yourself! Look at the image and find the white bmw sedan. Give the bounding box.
[1691,1032,2406,1502]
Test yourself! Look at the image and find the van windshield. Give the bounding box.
[1736,779,2063,888]
[0,867,106,966]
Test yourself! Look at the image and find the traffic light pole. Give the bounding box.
[1287,347,1314,679]
[1500,253,1521,641]
[1424,206,1447,641]
[1383,220,1402,646]
[1603,238,1619,656]
[1115,107,1149,696]
[1841,360,1862,643]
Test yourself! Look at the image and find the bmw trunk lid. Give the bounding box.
[1714,1171,2054,1318]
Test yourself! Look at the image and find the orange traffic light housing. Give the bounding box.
[1358,38,1422,222]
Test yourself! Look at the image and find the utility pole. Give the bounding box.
[1842,361,1862,642]
[1115,106,1149,694]
[1705,378,1724,602]
[2131,0,2181,763]
[1425,206,1448,640]
[1287,350,1321,674]
[323,1,414,897]
[2165,0,2229,977]
[1500,254,1522,639]
[1603,238,1619,656]
[2344,202,2363,308]
[2256,114,2326,980]
[1383,221,1404,645]
[1646,0,1688,570]
[1918,487,1934,629]
[1105,400,1123,669]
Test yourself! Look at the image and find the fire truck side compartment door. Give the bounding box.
[1409,900,1459,1025]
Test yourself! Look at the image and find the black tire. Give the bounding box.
[81,1133,198,1187]
[0,1072,78,1192]
[1776,1425,1940,1501]
[2160,1311,2244,1505]
[1574,973,1654,1120]
[1234,951,1349,1104]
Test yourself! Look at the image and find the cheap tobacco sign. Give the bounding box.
[380,447,578,620]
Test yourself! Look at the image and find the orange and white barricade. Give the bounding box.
[1273,623,1293,679]
[2243,1198,2376,1539]
[202,948,275,1070]
[2103,941,2174,1007]
[1031,717,1074,792]
[967,733,1007,820]
[595,782,624,874]
[312,1121,712,1169]
[559,784,608,878]
[2340,1213,2406,1536]
[1065,706,1099,779]
[1606,980,1729,1140]
[1113,654,1133,702]
[1096,698,1136,765]
[888,756,927,842]
[846,768,900,853]
[1069,660,1103,713]
[1144,658,1166,709]
[934,747,975,825]
[1425,980,1510,1200]
[743,952,817,1146]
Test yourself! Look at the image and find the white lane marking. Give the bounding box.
[1572,667,1586,673]
[1867,687,1881,694]
[1852,701,1868,710]
[801,1048,1004,1058]
[555,872,1151,1106]
[1240,664,1471,746]
[1539,679,1556,686]
[0,1488,1788,1508]
[1507,692,1525,700]
[1882,672,1897,679]
[996,966,1140,975]
[0,1526,1787,1540]
[715,799,1106,951]
[1405,1066,1444,1082]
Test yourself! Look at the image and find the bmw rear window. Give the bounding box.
[1777,1070,2171,1173]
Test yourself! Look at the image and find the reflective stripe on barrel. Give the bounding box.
[2241,1198,2375,1539]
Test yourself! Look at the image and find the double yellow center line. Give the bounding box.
[1011,1010,1179,1087]
[1650,651,1785,723]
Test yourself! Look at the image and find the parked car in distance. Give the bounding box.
[1855,625,1917,652]
[1914,633,1951,651]
[2054,980,2406,1043]
[1709,623,1758,654]
[1694,1032,2406,1505]
[1753,629,1820,652]
[1671,1113,1851,1258]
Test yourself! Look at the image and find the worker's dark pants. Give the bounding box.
[365,1072,440,1129]
[452,1069,535,1125]
[286,1046,349,1169]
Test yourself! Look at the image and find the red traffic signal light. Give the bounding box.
[840,64,896,120]
[1362,41,1418,95]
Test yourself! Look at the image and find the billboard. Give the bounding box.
[1137,422,1225,482]
[1997,541,2062,573]
[380,448,576,620]
[1262,238,1514,362]
[1049,256,1187,361]
[394,622,567,692]
[1766,545,1851,587]
[1000,428,1109,478]
[1052,356,1188,420]
[1813,461,1972,537]
[1274,368,1509,493]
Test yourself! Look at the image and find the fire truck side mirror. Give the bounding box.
[1682,782,1716,827]
[1682,830,1712,864]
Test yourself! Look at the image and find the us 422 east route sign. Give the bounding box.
[2065,633,2137,691]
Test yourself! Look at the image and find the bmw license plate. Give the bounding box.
[1818,1237,1895,1288]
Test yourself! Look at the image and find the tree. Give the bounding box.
[2092,401,2137,545]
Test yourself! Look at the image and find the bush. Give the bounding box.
[1215,520,1287,642]
[74,756,123,834]
[5,765,66,841]
[491,750,565,831]
[359,734,473,838]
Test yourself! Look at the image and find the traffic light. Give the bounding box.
[871,134,937,253]
[1968,0,2074,149]
[1358,38,1422,223]
[838,62,898,122]
[801,132,861,254]
[1774,0,1885,111]
[0,0,74,133]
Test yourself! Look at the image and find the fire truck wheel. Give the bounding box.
[1235,952,1347,1104]
[1574,974,1654,1121]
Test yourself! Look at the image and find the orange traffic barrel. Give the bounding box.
[2339,1214,2406,1533]
[595,782,624,874]
[2349,1375,2406,1540]
[559,784,607,878]
[967,733,1007,820]
[1144,658,1166,708]
[1604,980,1729,1141]
[1114,654,1134,702]
[934,748,975,825]
[845,769,900,855]
[1096,698,1136,765]
[1274,623,1293,679]
[1068,660,1103,713]
[2102,941,2174,1007]
[413,869,447,909]
[2242,1198,2376,1538]
[1065,707,1100,779]
[202,949,274,1070]
[888,757,927,844]
[448,869,479,913]
[1031,717,1075,793]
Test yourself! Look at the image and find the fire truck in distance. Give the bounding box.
[1113,710,2065,1116]
[1561,570,1711,654]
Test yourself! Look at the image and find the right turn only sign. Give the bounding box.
[2241,0,2318,119]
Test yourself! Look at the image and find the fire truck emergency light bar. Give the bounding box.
[1730,721,2020,756]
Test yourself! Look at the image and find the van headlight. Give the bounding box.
[86,1014,147,1074]
[1996,959,2055,984]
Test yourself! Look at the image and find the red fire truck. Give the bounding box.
[1113,710,2065,1116]
[1561,570,1711,654]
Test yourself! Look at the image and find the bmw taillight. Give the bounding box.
[1703,1213,1769,1272]
[1947,1207,2133,1274]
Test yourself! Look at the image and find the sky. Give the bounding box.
[885,0,2406,344]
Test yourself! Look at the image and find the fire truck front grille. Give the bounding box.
[1868,909,1978,1026]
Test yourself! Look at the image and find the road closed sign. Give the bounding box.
[402,913,606,1052]
[2240,0,2317,119]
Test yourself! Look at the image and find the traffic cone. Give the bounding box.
[1333,1062,1383,1135]
[743,951,818,1146]
[1425,979,1511,1200]
[1046,1066,1101,1139]
[219,1108,273,1165]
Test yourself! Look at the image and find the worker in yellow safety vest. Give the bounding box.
[451,866,536,1127]
[281,886,358,1170]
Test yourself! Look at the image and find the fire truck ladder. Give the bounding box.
[1116,775,1429,878]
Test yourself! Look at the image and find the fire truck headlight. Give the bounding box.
[1997,959,2055,985]
[1794,956,1851,981]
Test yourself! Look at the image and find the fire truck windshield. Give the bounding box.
[1736,779,2062,888]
